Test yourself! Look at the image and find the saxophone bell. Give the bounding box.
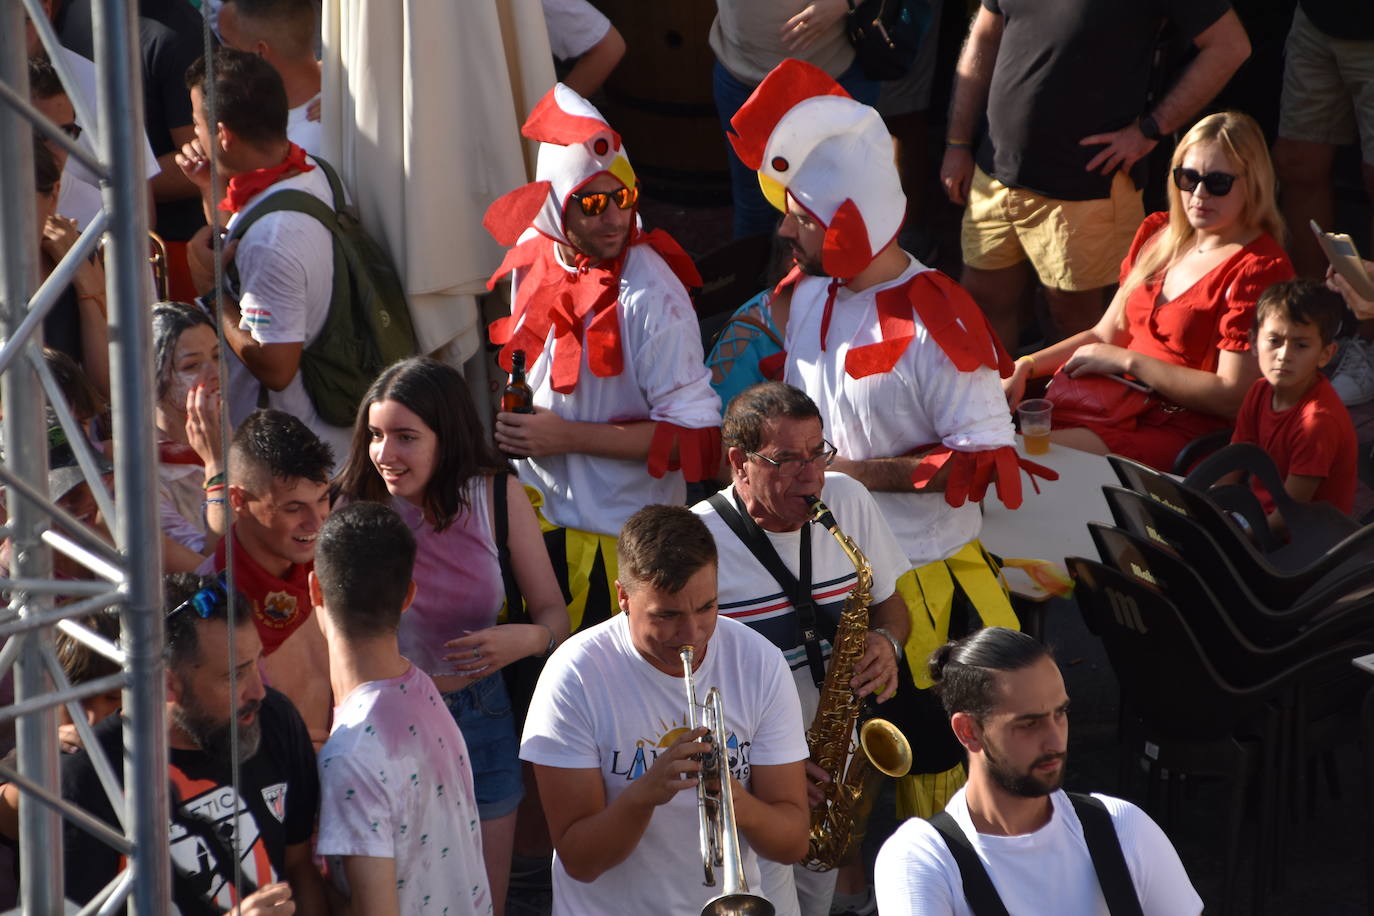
[680,646,776,916]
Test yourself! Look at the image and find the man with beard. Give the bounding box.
[729,59,1055,821]
[485,83,721,635]
[59,573,328,914]
[873,628,1201,915]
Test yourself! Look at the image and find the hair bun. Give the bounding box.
[928,641,956,684]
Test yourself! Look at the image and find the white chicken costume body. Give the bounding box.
[484,84,722,632]
[730,60,1056,816]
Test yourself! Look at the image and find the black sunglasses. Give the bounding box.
[1172,167,1237,197]
[168,572,227,620]
[567,184,639,217]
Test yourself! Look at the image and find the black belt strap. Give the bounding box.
[928,793,1144,916]
[707,491,827,687]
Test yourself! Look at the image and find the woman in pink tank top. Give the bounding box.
[335,357,567,916]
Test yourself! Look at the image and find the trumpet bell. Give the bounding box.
[860,717,913,779]
[701,892,776,916]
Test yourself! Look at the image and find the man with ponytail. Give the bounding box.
[874,628,1200,915]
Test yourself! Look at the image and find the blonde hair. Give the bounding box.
[1119,111,1284,303]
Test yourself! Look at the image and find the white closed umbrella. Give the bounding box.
[319,0,555,363]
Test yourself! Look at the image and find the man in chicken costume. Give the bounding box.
[730,60,1056,821]
[485,84,722,633]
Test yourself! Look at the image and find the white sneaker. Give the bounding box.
[1329,338,1374,406]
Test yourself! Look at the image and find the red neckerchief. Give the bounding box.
[218,143,314,214]
[486,225,703,394]
[157,435,204,466]
[213,528,313,655]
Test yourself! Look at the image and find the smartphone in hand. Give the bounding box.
[1311,220,1374,300]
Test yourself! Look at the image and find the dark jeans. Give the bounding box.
[712,59,882,239]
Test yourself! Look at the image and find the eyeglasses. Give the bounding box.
[567,184,639,217]
[168,572,227,620]
[747,440,838,478]
[58,122,81,142]
[1172,167,1237,197]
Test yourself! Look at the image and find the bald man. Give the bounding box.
[218,0,322,153]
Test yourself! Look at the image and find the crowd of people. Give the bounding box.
[6,0,1374,913]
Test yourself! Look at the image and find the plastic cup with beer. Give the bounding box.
[1017,399,1053,455]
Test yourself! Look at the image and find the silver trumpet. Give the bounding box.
[680,645,775,916]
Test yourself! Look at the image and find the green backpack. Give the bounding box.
[224,156,418,427]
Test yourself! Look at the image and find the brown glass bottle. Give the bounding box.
[502,349,535,414]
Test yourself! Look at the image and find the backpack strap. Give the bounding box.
[1068,793,1146,916]
[926,811,1011,916]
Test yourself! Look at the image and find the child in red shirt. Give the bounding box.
[1231,280,1357,536]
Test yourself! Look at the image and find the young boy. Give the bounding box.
[1231,279,1358,533]
[311,501,491,916]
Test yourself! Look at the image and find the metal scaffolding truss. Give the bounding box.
[0,0,170,912]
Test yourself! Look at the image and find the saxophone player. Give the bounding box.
[520,505,810,916]
[691,382,913,916]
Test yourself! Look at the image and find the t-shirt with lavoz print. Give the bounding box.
[316,662,491,914]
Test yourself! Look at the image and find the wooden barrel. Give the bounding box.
[588,0,730,205]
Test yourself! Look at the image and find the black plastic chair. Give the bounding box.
[1068,556,1374,913]
[1108,452,1374,592]
[1087,522,1374,672]
[1100,483,1374,614]
[1185,442,1363,567]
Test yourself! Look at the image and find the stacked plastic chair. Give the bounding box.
[1068,444,1374,914]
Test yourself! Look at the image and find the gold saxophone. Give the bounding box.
[801,495,913,871]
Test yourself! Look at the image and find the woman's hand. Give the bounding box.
[442,623,549,685]
[185,381,224,468]
[42,215,104,296]
[1062,342,1133,378]
[780,0,848,53]
[1327,260,1374,321]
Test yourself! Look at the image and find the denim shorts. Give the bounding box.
[443,673,525,820]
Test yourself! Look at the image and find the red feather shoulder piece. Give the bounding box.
[845,270,1014,379]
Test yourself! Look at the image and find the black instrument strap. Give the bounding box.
[706,491,827,687]
[928,794,1145,916]
[1069,793,1146,916]
[927,810,1010,916]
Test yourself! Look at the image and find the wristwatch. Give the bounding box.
[1138,113,1163,142]
[872,627,905,665]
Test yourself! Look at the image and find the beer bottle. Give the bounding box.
[502,349,535,414]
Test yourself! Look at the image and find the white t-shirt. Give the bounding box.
[520,613,808,916]
[54,47,160,230]
[541,0,612,60]
[514,241,721,535]
[317,663,492,916]
[287,94,323,155]
[691,471,910,709]
[224,158,352,466]
[874,788,1203,916]
[784,257,1014,567]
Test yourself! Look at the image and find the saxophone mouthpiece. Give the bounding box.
[806,495,838,531]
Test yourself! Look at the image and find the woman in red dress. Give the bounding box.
[1004,111,1295,470]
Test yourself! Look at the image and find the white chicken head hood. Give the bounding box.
[729,59,905,279]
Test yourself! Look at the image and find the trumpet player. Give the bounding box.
[692,382,913,916]
[520,505,810,915]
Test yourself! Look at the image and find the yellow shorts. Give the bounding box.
[961,165,1143,291]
